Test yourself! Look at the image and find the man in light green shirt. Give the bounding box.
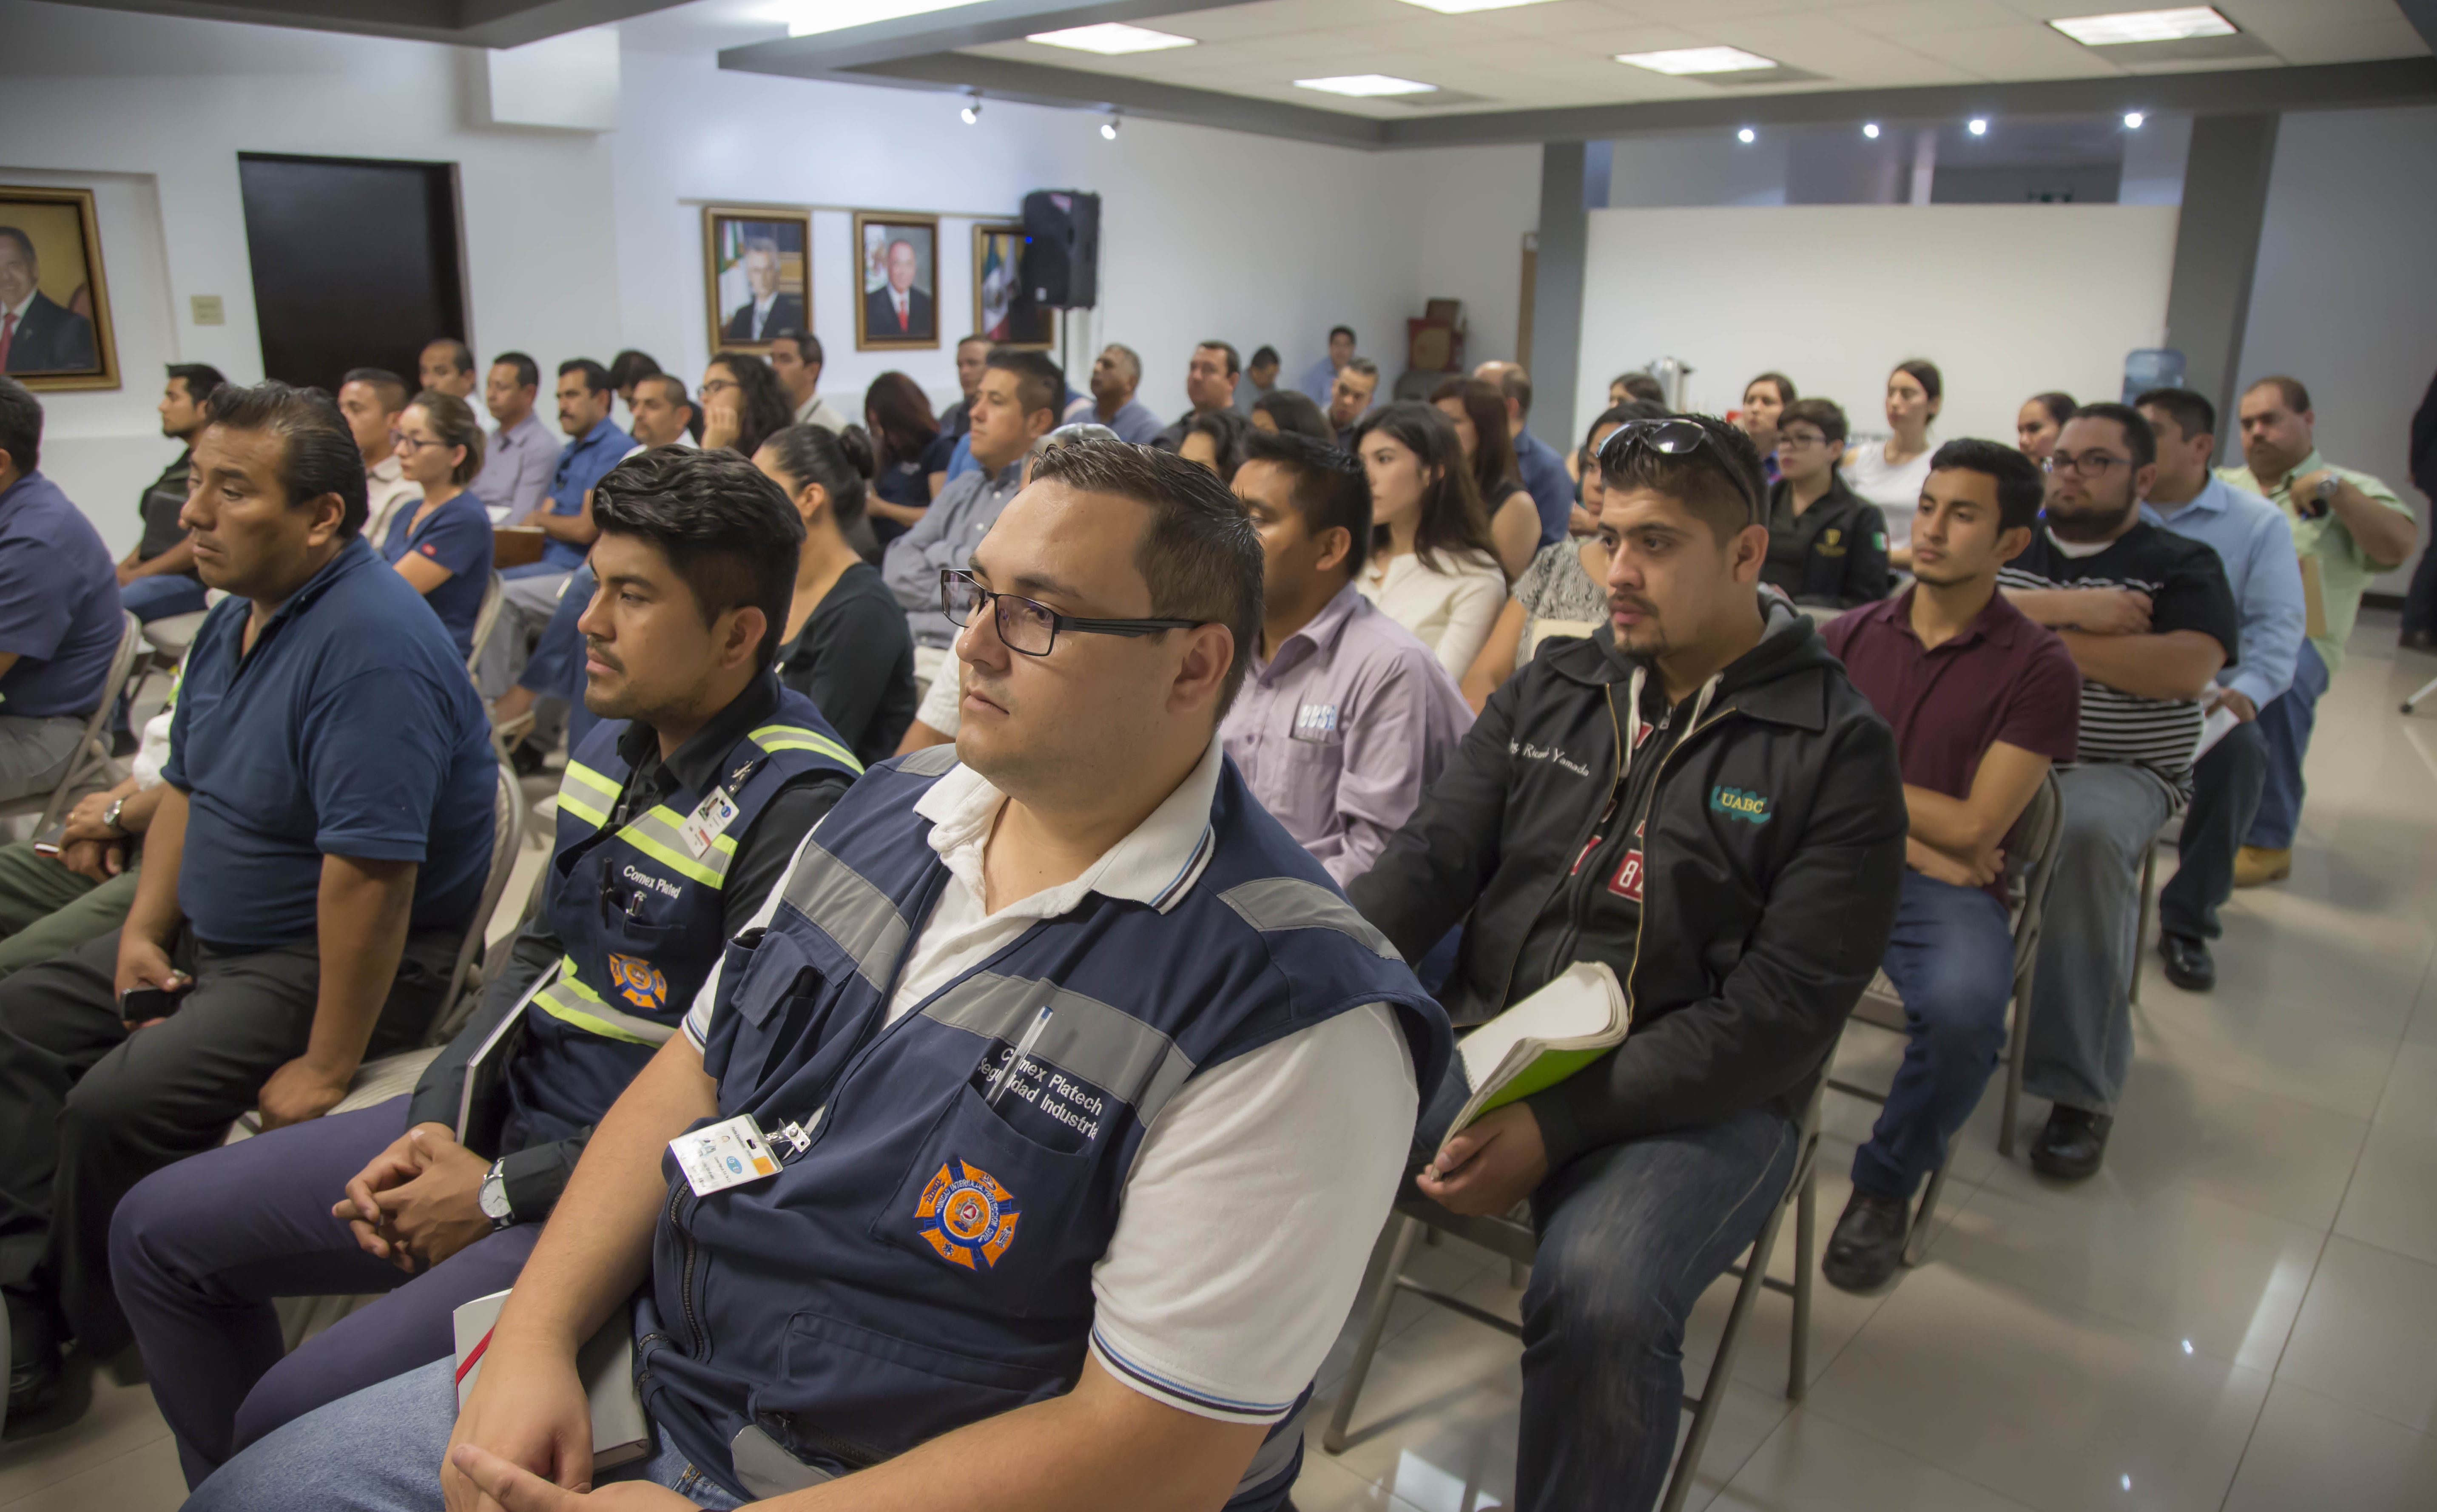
[2216,375,2420,884]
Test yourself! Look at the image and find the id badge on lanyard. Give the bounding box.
[679,787,741,859]
[671,1112,816,1197]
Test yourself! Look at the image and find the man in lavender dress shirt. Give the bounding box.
[1220,430,1471,886]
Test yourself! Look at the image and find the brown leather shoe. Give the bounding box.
[2234,845,2292,887]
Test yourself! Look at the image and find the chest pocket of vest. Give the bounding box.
[716,928,853,1094]
[868,1081,1106,1321]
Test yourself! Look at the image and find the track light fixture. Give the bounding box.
[1101,111,1121,140]
[960,91,982,125]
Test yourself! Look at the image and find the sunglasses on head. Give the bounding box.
[1594,419,1763,527]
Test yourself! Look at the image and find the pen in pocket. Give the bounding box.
[986,1004,1055,1107]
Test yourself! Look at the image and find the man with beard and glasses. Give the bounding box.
[1816,441,2080,1290]
[1999,402,2240,1180]
[1349,415,1905,1512]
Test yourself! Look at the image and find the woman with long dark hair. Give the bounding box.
[1351,401,1506,676]
[699,351,793,458]
[752,423,918,763]
[382,388,494,662]
[1430,376,1541,578]
[862,371,944,544]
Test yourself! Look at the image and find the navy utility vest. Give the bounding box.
[637,745,1451,1506]
[502,690,861,1150]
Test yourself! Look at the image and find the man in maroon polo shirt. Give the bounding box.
[1819,438,2080,1290]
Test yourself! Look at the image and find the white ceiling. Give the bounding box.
[952,0,2428,117]
[614,0,2430,119]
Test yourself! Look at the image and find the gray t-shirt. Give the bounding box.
[1511,540,1610,671]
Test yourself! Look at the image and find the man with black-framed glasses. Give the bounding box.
[1350,414,1905,1512]
[190,441,1452,1512]
[1998,401,2240,1180]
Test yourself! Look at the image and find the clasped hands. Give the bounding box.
[335,1122,494,1276]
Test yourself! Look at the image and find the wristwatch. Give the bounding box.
[478,1158,515,1229]
[2312,472,2342,505]
[101,796,128,835]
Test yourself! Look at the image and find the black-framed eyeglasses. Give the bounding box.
[1594,418,1763,526]
[939,569,1201,658]
[2044,451,2127,479]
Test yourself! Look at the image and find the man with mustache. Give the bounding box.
[110,446,861,1484]
[1349,414,1906,1512]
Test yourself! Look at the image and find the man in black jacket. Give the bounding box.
[1349,415,1906,1512]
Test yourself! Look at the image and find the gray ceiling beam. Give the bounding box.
[724,48,2437,153]
[716,0,1265,75]
[49,0,694,48]
[2398,0,2437,57]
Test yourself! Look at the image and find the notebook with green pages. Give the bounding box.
[1444,961,1631,1135]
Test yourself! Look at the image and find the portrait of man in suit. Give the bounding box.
[702,207,811,355]
[722,235,804,343]
[0,224,99,378]
[854,214,938,350]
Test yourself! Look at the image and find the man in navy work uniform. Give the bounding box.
[1350,415,1906,1512]
[113,448,863,1487]
[0,375,126,804]
[0,381,497,1424]
[193,442,1452,1512]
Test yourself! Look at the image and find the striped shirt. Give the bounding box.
[1998,523,2240,799]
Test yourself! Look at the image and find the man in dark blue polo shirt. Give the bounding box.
[1818,440,2080,1290]
[0,377,125,803]
[479,358,630,723]
[0,380,496,1424]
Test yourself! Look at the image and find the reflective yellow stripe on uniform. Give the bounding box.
[556,761,620,832]
[623,808,731,889]
[749,723,864,774]
[532,956,677,1045]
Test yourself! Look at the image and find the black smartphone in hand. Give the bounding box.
[119,982,190,1026]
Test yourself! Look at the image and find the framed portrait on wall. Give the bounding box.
[972,222,1052,350]
[702,205,811,352]
[853,211,939,350]
[0,186,119,392]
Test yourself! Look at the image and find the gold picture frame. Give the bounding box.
[853,210,940,351]
[972,221,1052,350]
[701,205,812,353]
[0,186,119,392]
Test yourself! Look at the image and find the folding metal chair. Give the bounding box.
[466,570,507,680]
[2,612,146,833]
[1825,771,2065,1264]
[1321,1085,1826,1512]
[2404,671,2437,715]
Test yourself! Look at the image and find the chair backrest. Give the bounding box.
[427,763,528,1046]
[14,611,148,831]
[2000,771,2067,992]
[466,570,507,677]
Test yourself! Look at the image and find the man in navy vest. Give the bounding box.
[191,443,1452,1512]
[113,448,863,1487]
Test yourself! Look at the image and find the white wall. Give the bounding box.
[1572,204,2179,451]
[609,45,1537,423]
[0,0,622,555]
[0,0,1538,553]
[2236,105,2437,591]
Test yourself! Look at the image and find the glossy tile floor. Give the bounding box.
[6,613,2434,1512]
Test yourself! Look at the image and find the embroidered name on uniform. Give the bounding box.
[606,953,668,1010]
[1710,786,1773,824]
[916,1160,1021,1271]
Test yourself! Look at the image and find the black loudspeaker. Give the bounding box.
[1021,189,1100,310]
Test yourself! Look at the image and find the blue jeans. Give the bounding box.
[1410,1069,1799,1512]
[1850,872,2013,1201]
[2245,639,2328,850]
[112,1097,542,1488]
[119,574,208,621]
[185,1355,742,1512]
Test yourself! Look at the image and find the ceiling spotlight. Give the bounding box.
[1863,122,1880,139]
[1100,111,1120,140]
[960,92,981,125]
[1737,127,1756,144]
[2124,110,2146,128]
[1968,117,1988,135]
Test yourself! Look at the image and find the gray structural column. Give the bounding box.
[2165,113,2279,446]
[1528,140,1590,454]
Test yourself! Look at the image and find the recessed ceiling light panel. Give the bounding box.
[1398,0,1561,11]
[1025,22,1196,54]
[2048,7,2236,46]
[1294,74,1439,97]
[1615,46,1777,76]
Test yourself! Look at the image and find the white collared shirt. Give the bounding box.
[2,289,34,324]
[688,740,1417,1425]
